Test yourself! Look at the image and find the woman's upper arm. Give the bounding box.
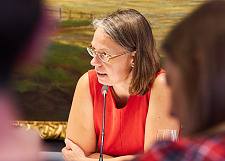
[144,73,180,151]
[66,72,96,156]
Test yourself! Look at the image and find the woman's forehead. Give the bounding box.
[92,27,124,52]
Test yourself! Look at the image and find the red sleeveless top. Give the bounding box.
[88,69,165,156]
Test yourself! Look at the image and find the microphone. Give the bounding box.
[101,84,108,97]
[99,85,108,161]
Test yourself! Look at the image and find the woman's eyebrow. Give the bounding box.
[92,45,110,53]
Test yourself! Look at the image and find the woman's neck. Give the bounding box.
[111,85,131,109]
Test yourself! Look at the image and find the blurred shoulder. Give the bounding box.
[152,72,168,89]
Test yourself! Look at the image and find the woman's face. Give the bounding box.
[166,59,189,131]
[90,26,134,86]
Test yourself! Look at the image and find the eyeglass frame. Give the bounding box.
[87,45,128,63]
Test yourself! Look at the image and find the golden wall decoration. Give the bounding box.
[13,121,67,140]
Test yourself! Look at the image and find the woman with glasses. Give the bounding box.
[62,9,179,161]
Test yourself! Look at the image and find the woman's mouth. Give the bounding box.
[97,72,107,78]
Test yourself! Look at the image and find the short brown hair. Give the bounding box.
[162,0,225,134]
[93,9,161,95]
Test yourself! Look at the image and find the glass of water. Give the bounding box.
[157,129,179,142]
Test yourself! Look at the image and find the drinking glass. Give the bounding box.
[156,129,179,142]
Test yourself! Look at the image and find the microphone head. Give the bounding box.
[101,85,108,96]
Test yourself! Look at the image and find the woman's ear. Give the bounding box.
[131,51,136,67]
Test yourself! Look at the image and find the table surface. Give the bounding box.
[42,139,65,152]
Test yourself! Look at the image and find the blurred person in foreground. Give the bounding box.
[0,0,53,160]
[133,0,225,160]
[62,9,179,161]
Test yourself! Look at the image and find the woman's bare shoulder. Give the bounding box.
[152,73,168,89]
[76,72,89,89]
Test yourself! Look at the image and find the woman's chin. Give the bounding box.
[97,78,112,86]
[98,81,110,86]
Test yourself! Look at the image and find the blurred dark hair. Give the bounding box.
[162,0,225,134]
[0,0,44,86]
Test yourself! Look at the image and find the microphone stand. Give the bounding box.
[99,85,108,161]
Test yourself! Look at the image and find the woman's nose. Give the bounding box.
[90,55,102,67]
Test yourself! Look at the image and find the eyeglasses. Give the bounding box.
[87,45,128,63]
